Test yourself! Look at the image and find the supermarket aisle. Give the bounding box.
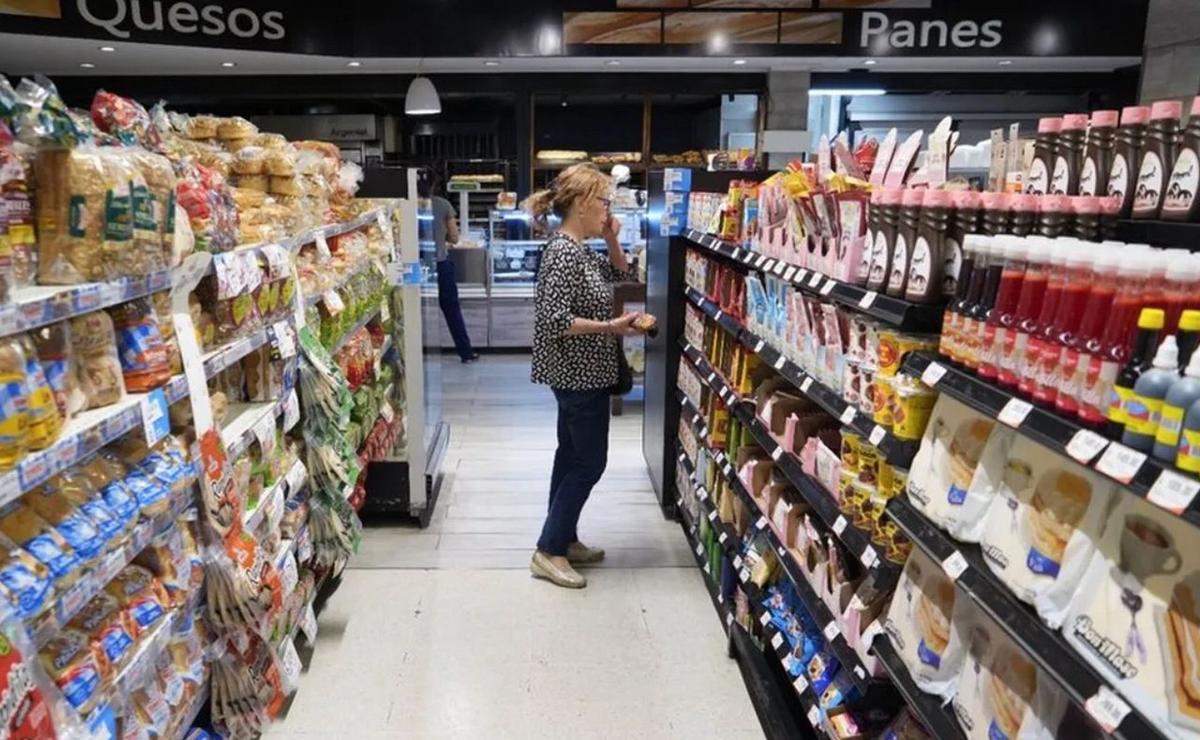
[267,355,762,739]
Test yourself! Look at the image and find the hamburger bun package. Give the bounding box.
[883,547,969,701]
[951,602,1067,740]
[1062,493,1200,737]
[975,436,1114,628]
[906,396,1016,543]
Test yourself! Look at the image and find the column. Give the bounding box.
[764,71,812,169]
[1140,0,1200,103]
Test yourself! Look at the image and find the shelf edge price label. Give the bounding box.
[774,262,787,277]
[1095,441,1148,485]
[760,611,771,627]
[823,621,839,641]
[800,377,814,394]
[796,269,808,283]
[793,675,809,694]
[770,632,784,650]
[140,389,170,448]
[1085,686,1132,734]
[756,516,768,531]
[833,516,848,536]
[719,532,728,545]
[839,406,857,425]
[808,271,824,289]
[941,550,969,581]
[272,321,296,359]
[771,446,784,462]
[920,361,948,388]
[860,546,878,568]
[1066,428,1110,464]
[868,425,887,447]
[807,706,821,727]
[1147,469,1200,515]
[998,397,1034,428]
[783,266,797,282]
[754,340,765,353]
[773,355,785,371]
[858,291,878,310]
[820,279,837,296]
[708,509,718,523]
[733,556,743,569]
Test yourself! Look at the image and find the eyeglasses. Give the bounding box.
[598,197,612,210]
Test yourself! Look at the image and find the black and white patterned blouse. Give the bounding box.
[531,233,635,390]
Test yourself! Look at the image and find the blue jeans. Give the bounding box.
[436,258,475,361]
[538,388,610,556]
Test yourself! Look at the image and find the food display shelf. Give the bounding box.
[1114,218,1200,250]
[167,684,210,740]
[328,304,384,355]
[869,637,965,740]
[244,459,307,533]
[0,271,172,338]
[744,581,828,733]
[221,398,291,462]
[885,496,1164,740]
[680,344,903,593]
[683,229,945,332]
[902,352,1200,529]
[686,286,918,468]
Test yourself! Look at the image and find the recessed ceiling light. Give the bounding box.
[221,61,237,68]
[998,60,1013,66]
[606,60,621,66]
[863,59,877,66]
[484,60,500,67]
[79,62,95,69]
[98,46,115,53]
[732,59,747,66]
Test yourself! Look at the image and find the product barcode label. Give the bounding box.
[823,621,839,641]
[840,406,857,425]
[858,291,878,309]
[1085,686,1132,733]
[869,425,887,447]
[1066,428,1110,464]
[942,551,969,581]
[833,516,848,535]
[771,632,785,650]
[801,377,814,393]
[1096,442,1148,484]
[1147,469,1200,515]
[998,397,1034,428]
[920,361,948,387]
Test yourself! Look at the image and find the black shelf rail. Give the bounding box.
[682,229,945,332]
[681,341,904,593]
[1115,219,1200,250]
[902,352,1200,529]
[870,637,965,740]
[885,496,1164,740]
[678,353,887,692]
[686,286,918,468]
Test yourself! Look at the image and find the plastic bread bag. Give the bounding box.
[151,292,182,376]
[232,146,266,176]
[218,117,257,141]
[975,434,1114,628]
[67,592,136,678]
[68,311,126,410]
[128,148,175,272]
[263,148,296,177]
[107,298,172,393]
[134,529,190,607]
[1061,492,1200,737]
[31,322,83,421]
[105,565,168,638]
[883,547,970,701]
[89,89,151,145]
[0,501,80,589]
[0,121,36,290]
[950,600,1067,740]
[15,334,61,451]
[907,396,1017,543]
[38,629,103,716]
[53,468,131,544]
[23,484,106,561]
[0,337,30,471]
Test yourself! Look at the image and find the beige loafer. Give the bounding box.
[530,551,587,589]
[566,541,606,565]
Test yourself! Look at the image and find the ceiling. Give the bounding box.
[0,33,1141,77]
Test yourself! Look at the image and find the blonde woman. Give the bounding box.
[524,164,640,589]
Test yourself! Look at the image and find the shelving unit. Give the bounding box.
[1115,218,1200,249]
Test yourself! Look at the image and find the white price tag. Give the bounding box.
[796,269,808,283]
[998,397,1034,428]
[708,509,718,522]
[771,446,784,462]
[869,425,887,447]
[808,271,824,289]
[756,516,768,531]
[1066,428,1110,464]
[762,259,776,273]
[760,611,772,627]
[1095,442,1148,485]
[920,361,948,387]
[139,390,169,447]
[707,372,716,383]
[300,603,318,642]
[800,377,814,394]
[771,632,785,650]
[285,461,307,493]
[380,298,391,323]
[820,279,836,296]
[1085,686,1132,733]
[840,406,857,425]
[726,612,734,627]
[793,675,809,694]
[942,551,969,581]
[833,516,848,536]
[807,707,822,728]
[696,543,704,557]
[252,414,277,455]
[774,262,787,277]
[279,552,299,596]
[297,527,313,563]
[858,291,878,310]
[861,546,879,568]
[380,400,395,424]
[715,310,723,321]
[783,266,797,282]
[322,290,346,315]
[754,340,765,353]
[773,356,785,371]
[273,321,296,358]
[282,389,300,432]
[733,556,743,569]
[722,464,732,477]
[719,532,728,545]
[314,233,332,261]
[279,638,303,692]
[755,255,767,268]
[823,621,840,641]
[1147,469,1200,515]
[739,567,750,583]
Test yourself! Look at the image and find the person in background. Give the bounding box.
[420,171,479,363]
[523,164,639,589]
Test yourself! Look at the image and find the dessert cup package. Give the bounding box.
[1062,493,1200,738]
[906,396,1016,543]
[883,547,969,700]
[976,435,1114,628]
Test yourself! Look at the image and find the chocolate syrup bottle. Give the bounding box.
[1009,193,1039,237]
[1038,195,1071,238]
[1071,196,1102,241]
[1107,105,1151,218]
[979,192,1010,236]
[945,190,980,299]
[1079,110,1118,197]
[907,189,952,304]
[1051,114,1088,196]
[866,188,902,293]
[887,189,924,298]
[1162,96,1200,222]
[1132,100,1184,220]
[1026,117,1062,195]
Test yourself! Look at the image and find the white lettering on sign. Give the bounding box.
[860,11,1002,50]
[76,1,286,41]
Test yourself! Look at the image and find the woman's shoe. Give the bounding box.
[566,541,606,565]
[530,551,587,588]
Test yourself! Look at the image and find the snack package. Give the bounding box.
[0,501,79,587]
[31,322,83,421]
[69,311,126,410]
[975,435,1113,628]
[68,592,136,678]
[883,547,968,700]
[0,630,57,738]
[38,629,103,715]
[105,565,168,637]
[0,337,29,470]
[1062,493,1200,737]
[16,334,62,450]
[951,603,1067,740]
[108,298,172,392]
[23,485,106,560]
[906,396,1016,543]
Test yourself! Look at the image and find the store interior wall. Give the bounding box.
[1140,0,1200,103]
[765,71,811,168]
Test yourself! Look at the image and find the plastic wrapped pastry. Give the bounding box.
[38,629,103,715]
[105,565,169,637]
[883,547,969,701]
[69,311,126,410]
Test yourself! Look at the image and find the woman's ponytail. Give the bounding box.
[522,188,556,232]
[521,163,609,234]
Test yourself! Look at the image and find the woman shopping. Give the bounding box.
[525,164,645,589]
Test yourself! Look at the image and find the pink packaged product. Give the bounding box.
[833,189,869,284]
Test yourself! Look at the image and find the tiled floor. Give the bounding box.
[266,354,762,739]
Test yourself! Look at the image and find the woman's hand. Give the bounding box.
[607,312,643,337]
[602,214,621,244]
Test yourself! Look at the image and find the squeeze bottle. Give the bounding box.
[1122,335,1180,452]
[1155,349,1200,461]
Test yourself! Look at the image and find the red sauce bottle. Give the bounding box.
[980,236,1027,384]
[1081,251,1152,430]
[1132,100,1184,219]
[1019,241,1069,399]
[1079,110,1119,197]
[1056,248,1119,419]
[1026,117,1062,195]
[1002,237,1051,392]
[1033,242,1093,408]
[1052,114,1089,196]
[1107,105,1151,218]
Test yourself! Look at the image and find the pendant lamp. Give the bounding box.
[405,75,441,115]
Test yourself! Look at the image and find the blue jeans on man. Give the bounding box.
[436,258,476,361]
[538,388,610,556]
